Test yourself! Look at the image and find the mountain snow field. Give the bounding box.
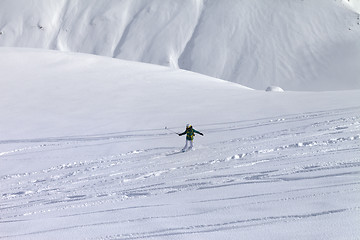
[1,0,360,239]
[0,48,360,239]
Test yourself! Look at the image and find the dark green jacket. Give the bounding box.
[179,127,203,140]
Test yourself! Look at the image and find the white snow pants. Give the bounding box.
[182,139,193,151]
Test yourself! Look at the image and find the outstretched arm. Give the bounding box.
[194,129,204,136]
[178,130,186,136]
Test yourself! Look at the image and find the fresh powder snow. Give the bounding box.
[0,48,359,240]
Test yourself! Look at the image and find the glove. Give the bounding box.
[200,133,204,136]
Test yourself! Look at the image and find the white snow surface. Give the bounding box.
[1,48,360,239]
[344,0,360,13]
[265,86,285,92]
[0,0,360,91]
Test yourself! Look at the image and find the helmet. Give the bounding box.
[186,124,192,128]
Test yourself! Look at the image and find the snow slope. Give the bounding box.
[0,0,360,90]
[1,48,360,239]
[344,0,360,13]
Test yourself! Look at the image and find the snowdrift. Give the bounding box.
[1,47,359,141]
[0,47,252,140]
[0,0,360,91]
[265,86,284,92]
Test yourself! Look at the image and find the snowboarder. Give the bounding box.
[178,124,203,151]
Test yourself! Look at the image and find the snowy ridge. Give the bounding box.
[0,47,251,140]
[0,0,360,90]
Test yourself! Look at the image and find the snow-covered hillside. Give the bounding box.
[344,0,360,13]
[0,0,360,90]
[1,48,360,239]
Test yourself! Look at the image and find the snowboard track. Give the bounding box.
[1,107,360,239]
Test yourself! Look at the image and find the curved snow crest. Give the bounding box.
[0,47,251,139]
[0,0,360,91]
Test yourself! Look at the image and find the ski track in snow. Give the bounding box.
[1,107,360,239]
